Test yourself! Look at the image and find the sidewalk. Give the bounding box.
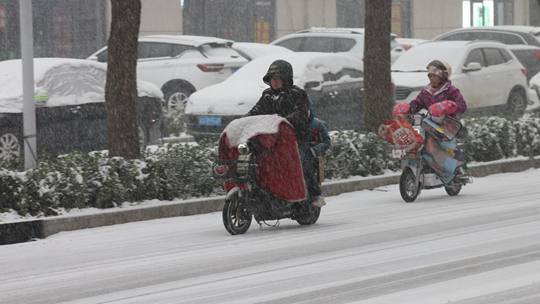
[2,157,539,245]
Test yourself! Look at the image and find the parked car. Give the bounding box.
[433,26,540,46]
[0,58,164,165]
[527,72,540,111]
[231,42,293,60]
[87,35,248,112]
[507,45,540,83]
[184,52,364,139]
[270,27,403,63]
[392,40,528,116]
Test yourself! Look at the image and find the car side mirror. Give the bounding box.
[462,62,482,72]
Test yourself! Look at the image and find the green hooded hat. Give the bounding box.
[263,59,294,87]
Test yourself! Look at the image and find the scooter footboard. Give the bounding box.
[250,186,294,221]
[423,136,464,184]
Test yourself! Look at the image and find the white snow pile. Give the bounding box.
[221,114,288,147]
[0,58,163,113]
[231,42,293,60]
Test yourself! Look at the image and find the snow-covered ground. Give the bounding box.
[2,169,540,304]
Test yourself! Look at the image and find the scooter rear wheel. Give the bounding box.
[295,204,321,225]
[400,168,421,203]
[222,193,252,235]
[445,184,462,196]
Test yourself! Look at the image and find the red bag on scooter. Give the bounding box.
[379,103,424,153]
[218,115,306,202]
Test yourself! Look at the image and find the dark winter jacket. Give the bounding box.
[247,60,310,144]
[409,81,467,117]
[309,117,331,157]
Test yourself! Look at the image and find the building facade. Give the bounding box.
[411,0,537,39]
[0,0,107,60]
[105,0,183,37]
[183,0,275,43]
[183,0,540,41]
[0,0,182,61]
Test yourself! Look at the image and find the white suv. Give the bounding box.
[392,40,528,116]
[270,27,403,63]
[88,35,248,111]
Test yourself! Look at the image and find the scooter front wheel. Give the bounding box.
[445,184,462,196]
[222,193,252,235]
[400,168,421,203]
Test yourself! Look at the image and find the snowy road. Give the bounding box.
[2,169,540,304]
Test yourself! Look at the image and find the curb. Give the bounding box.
[2,157,540,245]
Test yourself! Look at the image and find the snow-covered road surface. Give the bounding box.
[2,169,540,304]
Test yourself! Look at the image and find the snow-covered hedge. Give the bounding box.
[463,115,540,161]
[0,143,222,216]
[1,115,540,216]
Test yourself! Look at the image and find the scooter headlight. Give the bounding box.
[238,143,250,155]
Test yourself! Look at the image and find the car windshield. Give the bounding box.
[392,44,463,72]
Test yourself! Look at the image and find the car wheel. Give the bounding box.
[0,131,21,164]
[507,89,527,118]
[164,85,195,113]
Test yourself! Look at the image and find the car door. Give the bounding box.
[482,48,513,106]
[460,48,488,109]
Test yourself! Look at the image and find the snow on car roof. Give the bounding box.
[392,40,505,71]
[139,35,234,47]
[186,52,362,115]
[231,42,293,60]
[228,52,362,86]
[470,26,540,35]
[298,27,365,35]
[0,58,162,113]
[294,27,397,38]
[0,58,105,100]
[506,44,540,51]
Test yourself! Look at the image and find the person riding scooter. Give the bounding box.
[247,60,324,207]
[409,60,467,117]
[407,60,469,180]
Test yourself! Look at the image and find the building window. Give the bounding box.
[463,0,513,27]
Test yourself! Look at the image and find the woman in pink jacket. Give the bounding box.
[409,60,467,117]
[409,60,469,181]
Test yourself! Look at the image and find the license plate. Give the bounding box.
[391,149,406,158]
[198,115,222,126]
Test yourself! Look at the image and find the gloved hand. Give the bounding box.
[392,103,411,117]
[429,100,457,117]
